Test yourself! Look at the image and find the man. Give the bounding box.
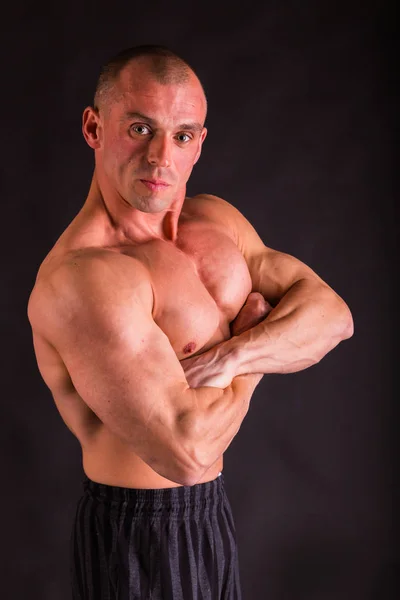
[27,45,353,599]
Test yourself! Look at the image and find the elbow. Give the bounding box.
[344,315,354,340]
[169,445,204,486]
[326,293,354,342]
[168,470,201,487]
[179,470,205,487]
[165,461,205,487]
[156,437,204,487]
[313,300,354,365]
[149,456,200,487]
[175,450,208,487]
[339,302,354,340]
[175,450,213,486]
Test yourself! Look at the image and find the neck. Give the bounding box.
[82,171,185,245]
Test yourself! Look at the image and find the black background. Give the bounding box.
[1,1,397,598]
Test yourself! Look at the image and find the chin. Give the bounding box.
[130,194,172,214]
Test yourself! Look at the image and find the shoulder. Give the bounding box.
[34,247,150,296]
[184,194,265,254]
[28,248,153,337]
[184,193,244,219]
[183,193,249,243]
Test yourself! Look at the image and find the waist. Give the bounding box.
[82,435,224,489]
[82,471,225,514]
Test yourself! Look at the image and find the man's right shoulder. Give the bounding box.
[39,246,148,280]
[28,248,153,335]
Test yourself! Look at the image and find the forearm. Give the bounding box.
[225,279,354,375]
[178,373,263,482]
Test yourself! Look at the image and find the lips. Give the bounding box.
[142,179,169,185]
[139,179,170,192]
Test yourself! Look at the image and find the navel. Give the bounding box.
[183,341,196,354]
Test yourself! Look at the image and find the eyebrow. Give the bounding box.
[123,111,204,133]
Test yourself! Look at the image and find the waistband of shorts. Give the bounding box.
[82,472,225,509]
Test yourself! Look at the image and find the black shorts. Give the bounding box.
[70,472,242,599]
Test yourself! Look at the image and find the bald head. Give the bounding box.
[93,44,207,116]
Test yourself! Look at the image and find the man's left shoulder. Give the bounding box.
[185,194,267,259]
[186,193,238,212]
[185,193,244,228]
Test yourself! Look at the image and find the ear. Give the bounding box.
[82,107,102,149]
[193,127,207,165]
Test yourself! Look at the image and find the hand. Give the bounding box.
[180,346,237,389]
[180,292,273,388]
[230,292,273,336]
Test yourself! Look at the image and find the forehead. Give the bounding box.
[111,64,207,125]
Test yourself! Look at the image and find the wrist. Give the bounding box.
[218,336,245,378]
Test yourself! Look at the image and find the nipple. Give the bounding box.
[183,341,196,354]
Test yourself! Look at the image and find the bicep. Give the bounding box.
[246,247,328,306]
[58,301,188,441]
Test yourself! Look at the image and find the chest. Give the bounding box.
[132,219,252,359]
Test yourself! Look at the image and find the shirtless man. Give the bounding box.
[27,45,353,600]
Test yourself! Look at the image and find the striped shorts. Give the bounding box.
[70,472,242,599]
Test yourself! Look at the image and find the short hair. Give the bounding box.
[93,44,207,113]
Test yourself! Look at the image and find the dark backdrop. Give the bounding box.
[1,2,397,599]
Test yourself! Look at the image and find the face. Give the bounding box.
[83,64,208,213]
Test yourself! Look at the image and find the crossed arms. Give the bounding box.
[29,195,353,486]
[180,195,354,387]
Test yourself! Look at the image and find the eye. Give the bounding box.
[131,124,151,135]
[176,132,192,143]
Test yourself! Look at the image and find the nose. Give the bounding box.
[146,133,171,168]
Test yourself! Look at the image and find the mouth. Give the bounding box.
[139,179,171,192]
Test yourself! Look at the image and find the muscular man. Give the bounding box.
[27,45,353,599]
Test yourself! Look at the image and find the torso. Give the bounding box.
[29,195,253,488]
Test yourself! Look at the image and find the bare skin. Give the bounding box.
[27,59,353,489]
[29,194,268,488]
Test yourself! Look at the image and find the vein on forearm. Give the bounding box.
[229,278,353,375]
